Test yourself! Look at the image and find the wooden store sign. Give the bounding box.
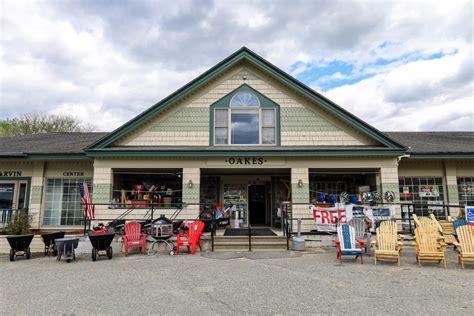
[0,170,22,177]
[225,157,267,166]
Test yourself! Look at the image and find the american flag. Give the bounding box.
[79,182,94,220]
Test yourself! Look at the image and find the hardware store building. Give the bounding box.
[1,48,473,232]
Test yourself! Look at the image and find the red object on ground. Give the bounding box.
[176,221,205,255]
[123,222,147,256]
[93,228,108,234]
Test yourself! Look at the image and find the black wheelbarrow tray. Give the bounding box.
[6,234,34,261]
[55,237,80,263]
[88,232,115,261]
[41,231,65,256]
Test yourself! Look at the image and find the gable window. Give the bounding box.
[214,91,277,145]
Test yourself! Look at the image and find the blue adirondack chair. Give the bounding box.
[335,224,365,264]
[453,219,468,239]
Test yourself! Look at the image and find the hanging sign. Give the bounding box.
[419,185,440,197]
[466,206,474,224]
[312,204,395,232]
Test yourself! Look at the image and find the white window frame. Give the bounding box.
[214,107,276,146]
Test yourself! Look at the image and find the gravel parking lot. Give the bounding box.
[1,247,473,315]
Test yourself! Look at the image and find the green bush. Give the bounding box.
[4,213,32,235]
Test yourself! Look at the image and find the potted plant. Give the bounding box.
[5,212,34,261]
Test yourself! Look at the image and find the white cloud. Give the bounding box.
[0,0,472,131]
[325,49,474,131]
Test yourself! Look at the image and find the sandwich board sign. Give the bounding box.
[466,206,474,224]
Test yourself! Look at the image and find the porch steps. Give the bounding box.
[213,236,289,251]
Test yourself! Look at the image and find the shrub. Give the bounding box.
[4,213,32,235]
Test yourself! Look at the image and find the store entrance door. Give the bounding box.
[248,184,266,226]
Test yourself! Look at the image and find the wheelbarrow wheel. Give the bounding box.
[92,248,97,261]
[9,249,15,262]
[26,247,31,259]
[107,246,113,260]
[53,247,58,257]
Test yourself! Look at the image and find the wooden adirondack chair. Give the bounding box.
[123,221,147,256]
[335,224,365,264]
[176,221,205,255]
[347,218,369,253]
[453,225,474,269]
[413,227,447,268]
[371,221,404,266]
[430,214,457,246]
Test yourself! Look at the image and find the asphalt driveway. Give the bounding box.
[1,247,473,315]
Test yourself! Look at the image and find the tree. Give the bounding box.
[0,112,94,137]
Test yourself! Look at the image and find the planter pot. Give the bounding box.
[6,234,34,262]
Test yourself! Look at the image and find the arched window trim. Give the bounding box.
[229,92,260,107]
[210,84,280,146]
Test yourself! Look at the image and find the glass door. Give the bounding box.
[223,183,248,226]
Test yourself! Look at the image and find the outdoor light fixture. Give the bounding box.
[188,180,193,188]
[298,179,303,188]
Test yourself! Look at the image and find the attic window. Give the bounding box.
[214,91,276,145]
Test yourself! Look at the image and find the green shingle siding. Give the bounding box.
[149,108,209,132]
[281,108,340,132]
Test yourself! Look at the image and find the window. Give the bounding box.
[457,177,474,206]
[214,92,277,145]
[398,177,444,216]
[43,178,92,226]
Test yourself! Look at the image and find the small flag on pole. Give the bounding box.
[79,182,94,220]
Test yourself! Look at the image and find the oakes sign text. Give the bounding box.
[225,157,267,165]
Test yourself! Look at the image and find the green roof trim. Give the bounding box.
[86,47,406,151]
[86,149,406,158]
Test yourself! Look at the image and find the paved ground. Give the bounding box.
[1,247,473,315]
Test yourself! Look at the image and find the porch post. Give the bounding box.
[291,168,310,232]
[29,161,45,230]
[182,168,201,220]
[92,164,113,221]
[380,166,401,218]
[444,161,460,217]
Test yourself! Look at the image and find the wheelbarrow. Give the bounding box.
[88,232,115,261]
[6,234,34,262]
[41,231,65,256]
[55,237,80,263]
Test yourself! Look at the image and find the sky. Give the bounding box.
[0,0,473,132]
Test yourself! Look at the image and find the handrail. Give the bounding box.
[1,208,29,224]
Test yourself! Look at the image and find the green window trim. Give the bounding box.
[209,84,281,146]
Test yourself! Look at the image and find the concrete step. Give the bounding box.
[214,236,287,242]
[213,242,288,251]
[213,236,288,251]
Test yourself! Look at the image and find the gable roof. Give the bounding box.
[385,132,474,158]
[0,132,107,159]
[1,132,473,159]
[87,47,405,150]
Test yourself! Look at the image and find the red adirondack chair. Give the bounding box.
[176,221,205,255]
[123,221,147,256]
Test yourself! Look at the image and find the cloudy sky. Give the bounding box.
[1,0,473,132]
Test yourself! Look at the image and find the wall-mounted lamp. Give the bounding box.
[297,179,303,188]
[188,180,193,189]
